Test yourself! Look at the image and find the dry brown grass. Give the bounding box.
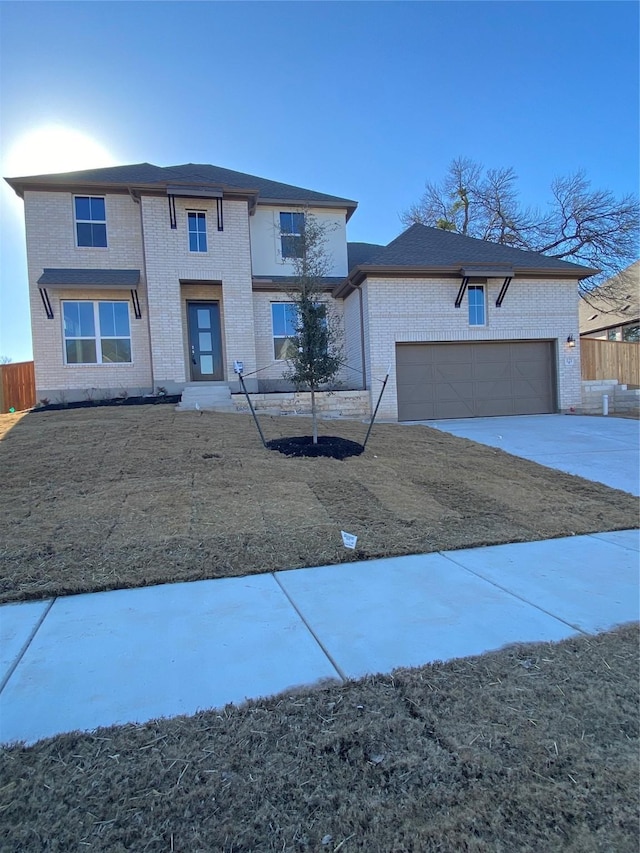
[1,624,637,852]
[0,406,637,604]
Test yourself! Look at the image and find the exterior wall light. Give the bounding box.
[567,335,576,348]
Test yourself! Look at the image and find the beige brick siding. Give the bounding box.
[362,276,582,419]
[251,291,354,390]
[141,196,256,390]
[23,190,152,398]
[343,289,365,389]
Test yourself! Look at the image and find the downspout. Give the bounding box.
[129,188,156,393]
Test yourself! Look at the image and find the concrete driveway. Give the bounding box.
[422,414,639,496]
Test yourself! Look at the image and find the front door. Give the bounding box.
[187,302,223,381]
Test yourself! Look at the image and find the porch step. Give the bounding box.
[176,383,235,412]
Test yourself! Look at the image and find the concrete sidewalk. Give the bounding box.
[1,528,638,746]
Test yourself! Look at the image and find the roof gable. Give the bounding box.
[579,261,640,333]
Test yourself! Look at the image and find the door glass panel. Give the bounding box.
[197,309,210,329]
[199,332,212,352]
[200,355,214,374]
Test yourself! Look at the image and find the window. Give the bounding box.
[75,197,107,247]
[607,328,620,341]
[280,212,304,259]
[623,325,639,343]
[468,285,486,326]
[188,212,207,252]
[272,302,299,360]
[63,301,131,364]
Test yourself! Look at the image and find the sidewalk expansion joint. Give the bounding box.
[0,598,56,696]
[271,574,347,683]
[438,553,591,637]
[586,530,639,552]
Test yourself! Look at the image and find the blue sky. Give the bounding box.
[1,0,638,362]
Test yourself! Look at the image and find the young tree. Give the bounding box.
[280,211,343,444]
[402,157,639,296]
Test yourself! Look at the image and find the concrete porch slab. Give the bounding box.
[442,534,640,635]
[0,575,340,746]
[276,552,577,681]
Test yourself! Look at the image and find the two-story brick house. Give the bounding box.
[5,162,596,420]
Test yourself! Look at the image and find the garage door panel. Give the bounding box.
[474,362,512,380]
[396,341,556,420]
[475,398,515,417]
[432,345,473,364]
[434,364,471,381]
[436,381,474,402]
[398,364,435,384]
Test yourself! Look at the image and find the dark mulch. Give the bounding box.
[31,394,180,413]
[267,435,364,459]
[1,625,638,852]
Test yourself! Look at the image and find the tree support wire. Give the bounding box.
[238,373,267,448]
[363,370,390,449]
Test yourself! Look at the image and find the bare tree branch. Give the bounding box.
[402,159,640,296]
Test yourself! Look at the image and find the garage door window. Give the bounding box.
[468,286,486,326]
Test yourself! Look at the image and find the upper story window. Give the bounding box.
[272,302,299,360]
[188,211,208,252]
[468,285,486,326]
[280,212,304,259]
[63,300,131,364]
[74,196,107,248]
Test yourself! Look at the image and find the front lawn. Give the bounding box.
[0,406,637,604]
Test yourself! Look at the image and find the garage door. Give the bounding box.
[396,341,556,420]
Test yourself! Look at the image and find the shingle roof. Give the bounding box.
[579,261,640,334]
[357,223,597,275]
[5,162,357,210]
[347,242,385,270]
[37,268,140,288]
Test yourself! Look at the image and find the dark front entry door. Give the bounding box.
[187,302,223,381]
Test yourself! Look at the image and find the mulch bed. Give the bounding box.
[1,624,637,852]
[267,435,364,459]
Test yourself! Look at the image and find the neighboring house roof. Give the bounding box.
[5,162,358,219]
[579,261,640,335]
[37,269,141,288]
[335,223,598,297]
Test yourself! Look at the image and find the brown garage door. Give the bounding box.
[396,341,556,420]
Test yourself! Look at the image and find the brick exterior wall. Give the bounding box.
[24,190,153,400]
[362,276,582,419]
[140,195,257,393]
[251,291,356,392]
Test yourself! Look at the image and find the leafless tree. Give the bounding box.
[281,211,343,444]
[402,158,639,296]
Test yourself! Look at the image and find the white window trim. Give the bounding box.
[187,210,208,253]
[468,284,487,327]
[62,300,132,365]
[73,195,107,250]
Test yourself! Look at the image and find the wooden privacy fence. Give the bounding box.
[0,361,36,413]
[580,339,640,386]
